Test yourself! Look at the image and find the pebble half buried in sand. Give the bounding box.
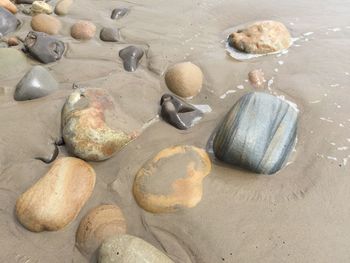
[31,14,62,35]
[76,204,127,256]
[62,88,134,161]
[165,62,203,98]
[55,0,73,16]
[14,65,59,101]
[15,157,96,232]
[98,234,174,263]
[213,92,298,175]
[71,20,96,40]
[133,145,211,213]
[119,46,144,72]
[24,31,65,64]
[228,20,291,54]
[0,7,18,36]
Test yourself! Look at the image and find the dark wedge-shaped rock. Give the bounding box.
[119,46,144,72]
[110,8,128,20]
[100,27,120,42]
[213,92,298,174]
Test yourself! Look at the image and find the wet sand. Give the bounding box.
[1,0,350,262]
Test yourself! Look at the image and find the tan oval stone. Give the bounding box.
[62,88,134,161]
[31,14,62,35]
[229,20,291,54]
[15,157,96,232]
[165,62,203,98]
[98,234,174,263]
[71,20,96,40]
[55,0,73,16]
[0,0,17,13]
[76,204,127,255]
[133,145,211,213]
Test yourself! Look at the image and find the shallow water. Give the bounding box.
[1,0,350,262]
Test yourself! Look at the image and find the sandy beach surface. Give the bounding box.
[1,0,350,262]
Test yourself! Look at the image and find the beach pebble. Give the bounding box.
[76,205,127,256]
[15,157,96,232]
[165,62,203,98]
[0,0,17,13]
[62,88,134,161]
[31,1,53,14]
[100,27,120,42]
[71,20,96,40]
[0,48,29,79]
[111,8,128,20]
[14,65,58,101]
[98,234,174,263]
[248,69,266,88]
[228,20,291,54]
[7,36,19,46]
[133,145,211,213]
[119,46,144,72]
[160,94,203,130]
[54,0,72,15]
[213,92,298,174]
[31,14,61,35]
[24,31,65,64]
[0,7,18,36]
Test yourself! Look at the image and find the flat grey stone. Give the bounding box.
[119,46,144,72]
[14,65,58,101]
[100,27,120,42]
[213,92,298,174]
[0,7,18,37]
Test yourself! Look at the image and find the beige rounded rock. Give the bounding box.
[62,88,135,161]
[248,69,266,88]
[71,20,96,40]
[229,20,291,54]
[15,157,96,232]
[98,234,174,263]
[0,0,17,14]
[76,204,127,256]
[31,1,53,14]
[133,145,211,213]
[54,0,73,15]
[165,62,203,98]
[31,14,62,35]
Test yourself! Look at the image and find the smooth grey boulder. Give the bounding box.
[14,66,58,101]
[98,234,174,263]
[24,31,65,64]
[119,46,144,72]
[100,27,120,42]
[213,92,298,174]
[0,7,18,37]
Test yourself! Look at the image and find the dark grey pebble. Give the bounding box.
[213,92,298,174]
[111,8,128,19]
[119,46,144,72]
[100,27,120,42]
[14,65,59,101]
[160,94,203,130]
[16,0,35,4]
[24,31,65,64]
[0,7,18,37]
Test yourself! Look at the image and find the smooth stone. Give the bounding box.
[76,205,127,256]
[0,7,18,37]
[0,0,17,13]
[119,46,144,72]
[213,92,298,174]
[160,94,203,130]
[14,65,59,101]
[165,62,203,98]
[71,20,96,40]
[15,157,96,232]
[54,0,73,15]
[228,20,291,54]
[248,69,266,88]
[133,145,211,213]
[98,234,174,263]
[31,14,61,35]
[62,88,134,161]
[6,36,19,46]
[110,8,128,20]
[0,48,29,79]
[100,27,120,42]
[24,31,65,64]
[31,1,53,14]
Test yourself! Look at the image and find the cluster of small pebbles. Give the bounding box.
[0,0,298,260]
